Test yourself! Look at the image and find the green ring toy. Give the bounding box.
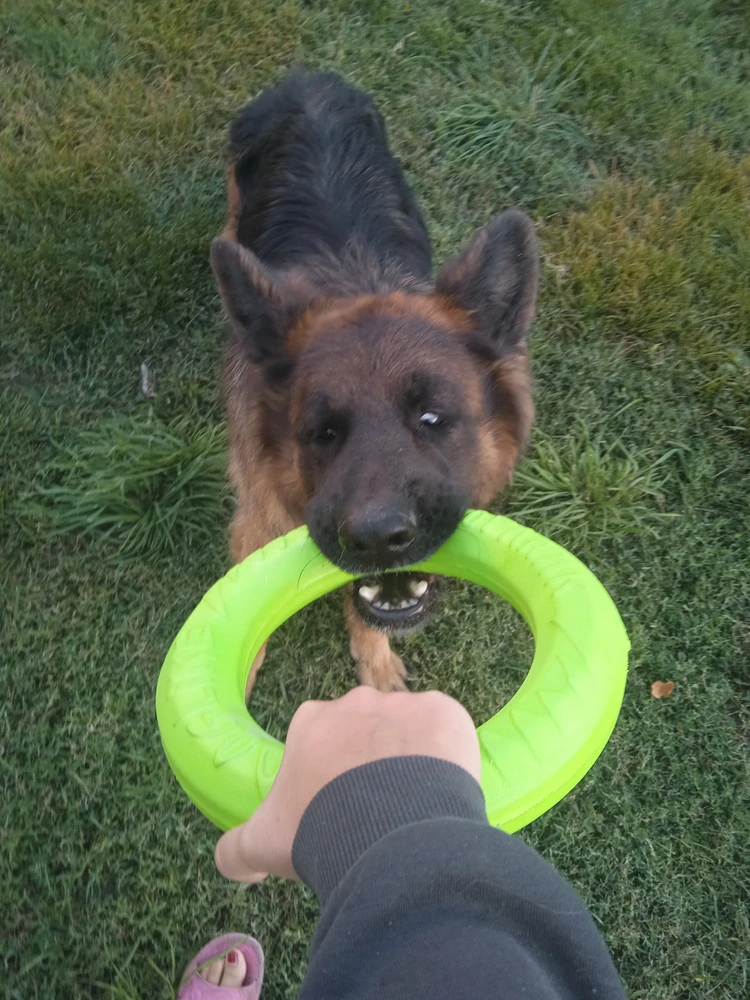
[156,509,629,832]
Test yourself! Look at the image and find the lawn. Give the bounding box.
[2,1,749,998]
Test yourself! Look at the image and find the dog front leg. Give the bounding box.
[343,586,408,692]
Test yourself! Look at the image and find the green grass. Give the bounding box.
[2,1,749,998]
[19,414,229,558]
[436,38,595,204]
[510,421,681,545]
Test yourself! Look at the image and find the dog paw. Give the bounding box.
[355,647,408,692]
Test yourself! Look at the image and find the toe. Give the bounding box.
[221,949,247,988]
[201,956,224,986]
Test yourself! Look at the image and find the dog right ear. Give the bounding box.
[210,238,313,363]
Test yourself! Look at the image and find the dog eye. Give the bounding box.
[314,425,338,443]
[420,411,443,427]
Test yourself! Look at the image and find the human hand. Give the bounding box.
[214,686,480,884]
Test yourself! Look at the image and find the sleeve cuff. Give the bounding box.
[291,755,487,904]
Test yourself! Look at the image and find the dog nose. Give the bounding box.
[339,510,417,559]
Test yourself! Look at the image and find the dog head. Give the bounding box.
[211,211,538,632]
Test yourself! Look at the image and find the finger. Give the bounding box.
[214,793,296,883]
[214,823,269,884]
[435,694,482,779]
[440,699,482,781]
[213,705,324,884]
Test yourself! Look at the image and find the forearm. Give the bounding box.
[292,757,626,1000]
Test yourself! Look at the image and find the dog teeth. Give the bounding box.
[359,584,381,603]
[370,599,392,611]
[409,579,429,599]
[362,588,423,613]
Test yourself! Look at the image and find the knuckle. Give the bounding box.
[288,699,322,734]
[344,685,382,708]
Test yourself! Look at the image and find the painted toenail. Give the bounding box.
[227,950,238,964]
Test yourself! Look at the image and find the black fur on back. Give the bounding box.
[229,72,433,294]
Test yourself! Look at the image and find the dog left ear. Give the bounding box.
[436,210,538,350]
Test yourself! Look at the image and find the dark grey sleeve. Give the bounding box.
[291,756,626,1000]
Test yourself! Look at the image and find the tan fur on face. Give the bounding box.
[220,166,241,240]
[285,292,532,508]
[286,290,474,353]
[472,349,534,507]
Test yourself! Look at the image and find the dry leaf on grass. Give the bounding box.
[651,680,675,699]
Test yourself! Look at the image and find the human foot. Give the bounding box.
[178,933,264,998]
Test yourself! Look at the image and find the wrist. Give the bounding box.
[291,755,487,904]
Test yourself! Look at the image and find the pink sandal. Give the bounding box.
[177,933,264,999]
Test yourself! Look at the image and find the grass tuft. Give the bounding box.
[510,421,680,547]
[437,40,592,204]
[22,414,228,558]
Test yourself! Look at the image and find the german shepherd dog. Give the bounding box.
[211,72,538,696]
